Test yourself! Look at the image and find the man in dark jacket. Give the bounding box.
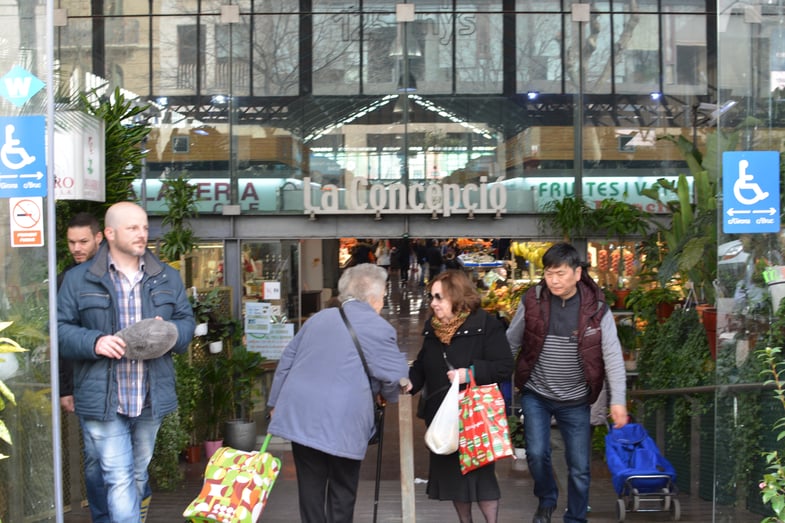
[506,243,627,523]
[58,202,195,522]
[58,212,107,521]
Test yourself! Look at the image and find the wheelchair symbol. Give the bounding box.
[733,159,769,205]
[1,124,36,170]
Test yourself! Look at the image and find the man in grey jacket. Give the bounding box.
[58,201,195,523]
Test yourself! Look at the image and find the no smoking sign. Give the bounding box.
[10,196,43,246]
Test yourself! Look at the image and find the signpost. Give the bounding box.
[722,151,780,234]
[0,115,46,198]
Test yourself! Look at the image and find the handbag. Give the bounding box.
[183,433,281,523]
[339,305,385,445]
[458,370,513,474]
[424,374,460,454]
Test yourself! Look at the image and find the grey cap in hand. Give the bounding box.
[115,319,178,360]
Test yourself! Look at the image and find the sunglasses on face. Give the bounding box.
[427,292,444,302]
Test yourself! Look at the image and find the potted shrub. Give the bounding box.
[158,175,199,267]
[507,413,526,459]
[223,345,266,452]
[540,196,596,242]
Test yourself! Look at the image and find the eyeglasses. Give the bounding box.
[427,292,444,301]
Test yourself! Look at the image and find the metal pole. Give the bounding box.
[373,405,385,523]
[46,1,65,521]
[398,378,415,521]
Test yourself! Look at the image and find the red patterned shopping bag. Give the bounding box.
[458,372,513,475]
[183,434,281,523]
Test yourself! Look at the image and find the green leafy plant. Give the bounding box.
[158,176,199,263]
[0,322,27,460]
[758,346,785,522]
[637,308,713,444]
[507,413,526,449]
[149,411,187,491]
[540,196,596,241]
[55,86,151,273]
[227,345,266,420]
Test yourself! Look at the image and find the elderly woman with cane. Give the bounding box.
[267,263,409,523]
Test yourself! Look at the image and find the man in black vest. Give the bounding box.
[506,242,628,523]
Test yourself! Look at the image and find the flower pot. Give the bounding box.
[209,340,223,354]
[224,419,258,452]
[613,289,631,309]
[656,302,676,323]
[184,444,202,464]
[204,439,223,461]
[701,307,718,360]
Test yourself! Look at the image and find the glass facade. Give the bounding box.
[52,1,717,222]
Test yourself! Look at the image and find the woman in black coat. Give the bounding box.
[409,270,514,523]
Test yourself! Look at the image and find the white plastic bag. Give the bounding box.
[424,374,460,455]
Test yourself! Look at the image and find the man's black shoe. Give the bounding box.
[532,506,554,523]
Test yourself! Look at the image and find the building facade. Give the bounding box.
[0,0,782,520]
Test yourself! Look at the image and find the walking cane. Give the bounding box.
[372,402,386,523]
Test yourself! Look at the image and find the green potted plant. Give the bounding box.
[625,284,682,324]
[540,196,597,242]
[594,198,651,296]
[223,345,266,452]
[507,413,526,459]
[158,175,199,267]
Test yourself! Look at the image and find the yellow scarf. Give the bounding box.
[432,311,470,345]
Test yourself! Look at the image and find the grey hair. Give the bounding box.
[338,263,388,304]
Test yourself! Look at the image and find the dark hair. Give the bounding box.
[542,242,583,270]
[429,269,481,314]
[67,212,101,235]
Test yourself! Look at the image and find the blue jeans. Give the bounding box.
[522,392,591,523]
[81,418,109,523]
[81,406,162,523]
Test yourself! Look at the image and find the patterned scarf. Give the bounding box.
[432,310,470,345]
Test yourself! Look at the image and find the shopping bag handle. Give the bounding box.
[260,433,273,453]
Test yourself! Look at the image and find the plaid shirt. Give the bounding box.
[108,254,147,417]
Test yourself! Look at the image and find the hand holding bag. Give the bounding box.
[458,370,513,474]
[424,374,460,455]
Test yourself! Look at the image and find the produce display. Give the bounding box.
[509,241,551,269]
[480,280,530,321]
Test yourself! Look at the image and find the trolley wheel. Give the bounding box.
[631,489,640,512]
[670,498,681,521]
[616,498,626,522]
[662,488,671,510]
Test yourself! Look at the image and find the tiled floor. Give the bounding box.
[63,273,763,522]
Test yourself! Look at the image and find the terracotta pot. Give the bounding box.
[184,444,202,464]
[701,307,718,360]
[656,302,676,323]
[613,289,631,309]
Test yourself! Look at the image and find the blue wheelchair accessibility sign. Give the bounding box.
[722,151,780,234]
[0,115,46,198]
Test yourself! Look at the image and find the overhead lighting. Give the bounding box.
[527,91,539,101]
[156,96,168,106]
[211,94,228,105]
[650,91,662,101]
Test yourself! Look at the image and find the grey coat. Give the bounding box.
[267,300,408,460]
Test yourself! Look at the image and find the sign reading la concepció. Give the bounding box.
[133,174,682,216]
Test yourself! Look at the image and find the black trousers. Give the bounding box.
[291,442,362,523]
